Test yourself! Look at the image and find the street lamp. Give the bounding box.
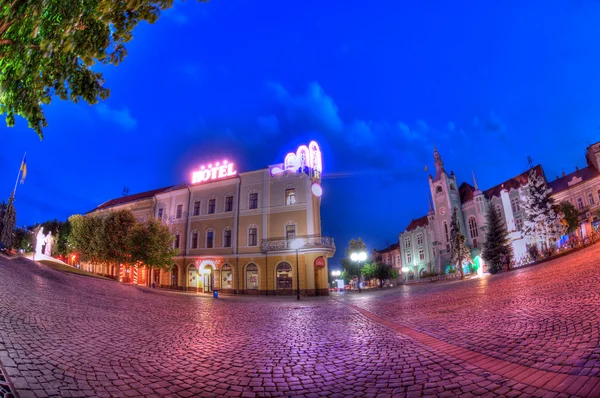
[290,238,305,300]
[401,266,409,285]
[350,251,367,292]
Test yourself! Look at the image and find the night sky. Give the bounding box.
[2,0,600,268]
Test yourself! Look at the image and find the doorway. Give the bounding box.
[203,265,213,293]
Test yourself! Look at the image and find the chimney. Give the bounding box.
[562,171,566,177]
[556,176,559,180]
[576,166,579,171]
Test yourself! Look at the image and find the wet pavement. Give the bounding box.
[1,244,600,397]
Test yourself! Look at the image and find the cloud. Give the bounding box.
[257,115,279,135]
[95,104,137,131]
[268,81,344,133]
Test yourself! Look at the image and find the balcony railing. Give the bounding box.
[260,235,335,252]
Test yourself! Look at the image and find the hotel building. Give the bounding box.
[87,141,335,296]
[375,142,600,279]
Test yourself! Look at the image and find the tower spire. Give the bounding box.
[472,170,479,190]
[433,146,445,181]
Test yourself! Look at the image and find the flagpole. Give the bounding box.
[12,152,26,198]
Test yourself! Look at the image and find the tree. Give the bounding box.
[450,207,471,279]
[0,200,6,236]
[360,262,375,281]
[341,237,367,292]
[0,194,16,249]
[55,219,72,256]
[373,262,391,288]
[68,214,103,263]
[560,201,579,235]
[100,210,136,271]
[522,168,564,250]
[482,207,513,274]
[0,0,207,138]
[129,217,176,271]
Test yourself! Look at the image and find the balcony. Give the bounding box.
[260,235,335,253]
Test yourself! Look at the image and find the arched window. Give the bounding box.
[276,262,293,290]
[192,199,201,216]
[450,184,456,191]
[221,264,233,289]
[246,263,258,290]
[436,186,443,193]
[223,226,232,248]
[468,217,478,238]
[190,229,199,249]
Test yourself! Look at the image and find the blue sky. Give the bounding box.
[2,0,600,267]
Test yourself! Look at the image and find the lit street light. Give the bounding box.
[331,270,341,277]
[350,251,367,292]
[290,238,305,300]
[401,266,409,285]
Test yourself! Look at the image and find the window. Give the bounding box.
[397,255,400,264]
[191,231,198,249]
[444,222,449,250]
[511,197,520,213]
[417,234,423,245]
[450,184,455,191]
[221,264,233,289]
[285,188,296,205]
[515,218,523,231]
[248,228,257,246]
[419,249,424,261]
[286,224,296,241]
[176,204,183,219]
[276,262,293,290]
[246,263,259,290]
[436,186,443,193]
[193,200,200,216]
[468,217,478,238]
[206,230,214,248]
[249,192,258,209]
[406,251,412,264]
[577,197,584,210]
[225,196,233,212]
[589,193,595,206]
[224,229,232,248]
[171,265,178,287]
[157,208,163,220]
[174,234,180,249]
[404,238,411,249]
[208,198,216,214]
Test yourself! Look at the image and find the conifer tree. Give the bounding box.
[482,206,513,274]
[521,168,564,250]
[0,194,16,249]
[450,207,471,279]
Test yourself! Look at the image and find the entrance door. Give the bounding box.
[203,265,213,293]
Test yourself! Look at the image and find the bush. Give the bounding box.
[527,245,540,261]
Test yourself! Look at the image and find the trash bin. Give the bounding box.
[213,290,219,299]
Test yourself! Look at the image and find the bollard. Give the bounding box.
[213,290,218,299]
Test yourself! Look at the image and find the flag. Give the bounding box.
[20,155,27,184]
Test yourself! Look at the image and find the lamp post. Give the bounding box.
[290,238,305,300]
[350,251,367,292]
[401,266,409,285]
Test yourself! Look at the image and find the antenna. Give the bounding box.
[122,186,129,197]
[527,155,533,169]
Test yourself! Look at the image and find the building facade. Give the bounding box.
[377,142,600,279]
[86,141,335,296]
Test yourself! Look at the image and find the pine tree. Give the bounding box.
[450,207,471,279]
[0,194,16,249]
[482,206,513,274]
[521,168,564,250]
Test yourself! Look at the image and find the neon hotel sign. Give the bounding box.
[191,160,237,184]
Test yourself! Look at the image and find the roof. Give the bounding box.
[88,186,174,213]
[483,164,543,199]
[403,215,429,233]
[548,166,600,195]
[374,243,399,254]
[459,182,476,203]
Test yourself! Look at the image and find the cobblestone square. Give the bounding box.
[2,244,600,397]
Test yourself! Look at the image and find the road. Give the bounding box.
[1,244,600,397]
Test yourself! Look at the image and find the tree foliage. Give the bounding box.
[68,210,175,271]
[449,207,471,279]
[0,194,15,248]
[0,0,207,138]
[482,207,513,274]
[560,201,579,235]
[522,168,564,249]
[341,237,367,279]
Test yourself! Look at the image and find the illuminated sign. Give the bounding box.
[192,160,237,184]
[271,140,323,181]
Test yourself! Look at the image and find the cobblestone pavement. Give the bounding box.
[1,245,600,397]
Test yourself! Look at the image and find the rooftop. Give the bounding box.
[88,186,174,214]
[548,165,600,195]
[403,215,429,233]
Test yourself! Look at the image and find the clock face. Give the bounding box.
[440,207,446,215]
